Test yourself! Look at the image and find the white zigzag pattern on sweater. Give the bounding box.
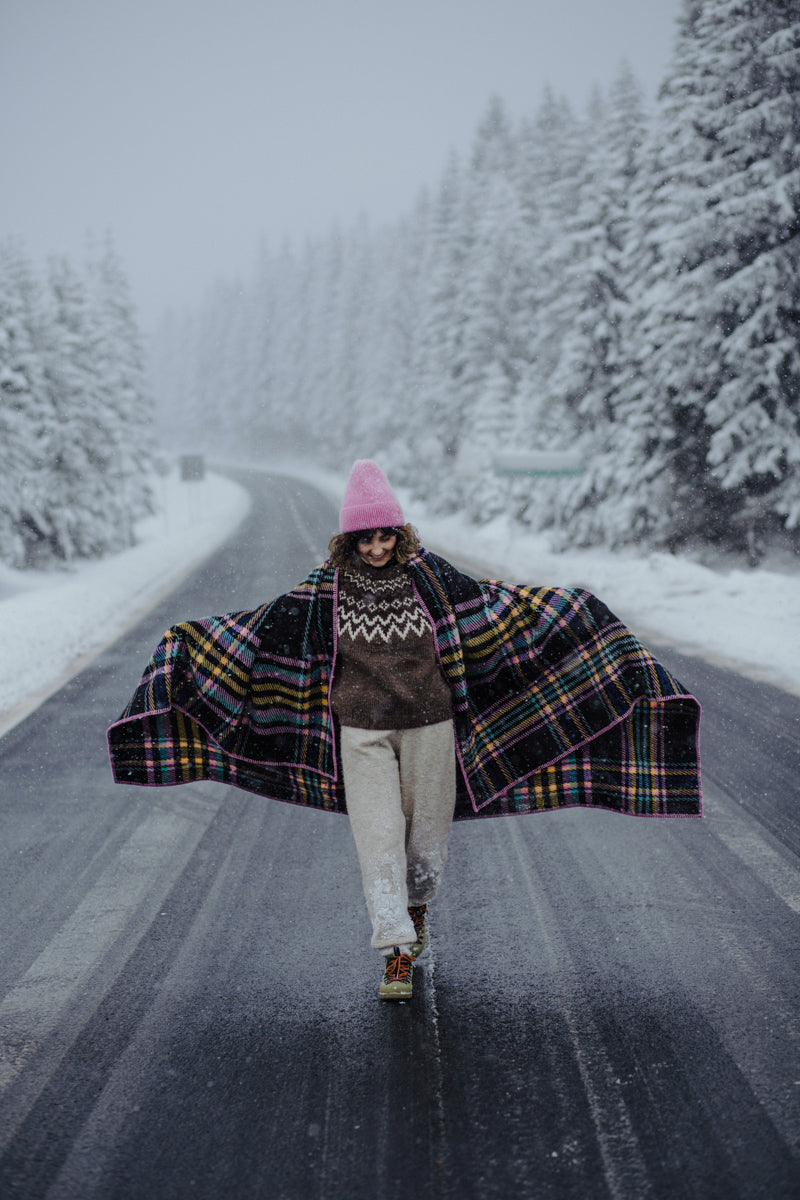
[338,603,430,644]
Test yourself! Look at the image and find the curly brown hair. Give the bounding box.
[327,524,421,568]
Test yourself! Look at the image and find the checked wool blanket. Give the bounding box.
[107,550,702,820]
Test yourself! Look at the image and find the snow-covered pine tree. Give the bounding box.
[452,98,522,518]
[0,240,54,565]
[551,65,652,542]
[514,88,587,409]
[280,242,322,453]
[212,276,255,453]
[403,154,470,502]
[247,241,296,456]
[337,218,422,467]
[371,198,433,481]
[295,228,348,461]
[504,89,597,530]
[549,66,647,433]
[575,0,737,549]
[44,253,122,559]
[456,177,529,520]
[149,306,200,445]
[85,234,155,539]
[323,218,378,456]
[267,242,318,453]
[189,277,232,448]
[603,0,800,552]
[691,0,800,545]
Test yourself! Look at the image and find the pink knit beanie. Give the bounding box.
[339,460,404,533]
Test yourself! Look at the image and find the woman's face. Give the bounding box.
[356,528,397,568]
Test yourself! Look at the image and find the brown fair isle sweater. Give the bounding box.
[331,555,453,730]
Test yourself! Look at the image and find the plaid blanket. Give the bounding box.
[108,550,701,820]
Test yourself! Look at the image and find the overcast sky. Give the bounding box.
[1,0,682,330]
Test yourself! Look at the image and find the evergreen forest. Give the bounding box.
[0,236,153,568]
[153,0,800,558]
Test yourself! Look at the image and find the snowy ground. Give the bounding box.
[1,457,798,740]
[0,468,251,736]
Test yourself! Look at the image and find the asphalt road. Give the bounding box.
[1,469,799,1200]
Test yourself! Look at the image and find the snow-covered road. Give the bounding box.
[1,466,798,1200]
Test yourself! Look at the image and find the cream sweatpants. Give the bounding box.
[340,720,457,952]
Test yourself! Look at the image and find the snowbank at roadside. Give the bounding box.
[0,469,250,734]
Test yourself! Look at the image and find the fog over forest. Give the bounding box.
[2,0,799,567]
[152,0,800,559]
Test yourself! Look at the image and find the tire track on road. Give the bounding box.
[0,787,225,1156]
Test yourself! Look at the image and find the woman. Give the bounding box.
[327,462,458,998]
[108,460,702,1002]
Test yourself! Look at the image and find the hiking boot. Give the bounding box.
[379,947,414,1000]
[408,905,428,958]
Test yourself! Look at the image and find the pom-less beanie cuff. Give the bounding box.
[339,460,405,533]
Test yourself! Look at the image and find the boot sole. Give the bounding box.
[379,988,412,1001]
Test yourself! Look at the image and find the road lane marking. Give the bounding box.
[0,789,223,1148]
[702,789,800,915]
[419,945,448,1176]
[285,491,327,561]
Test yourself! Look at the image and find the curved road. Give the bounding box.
[1,470,799,1199]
